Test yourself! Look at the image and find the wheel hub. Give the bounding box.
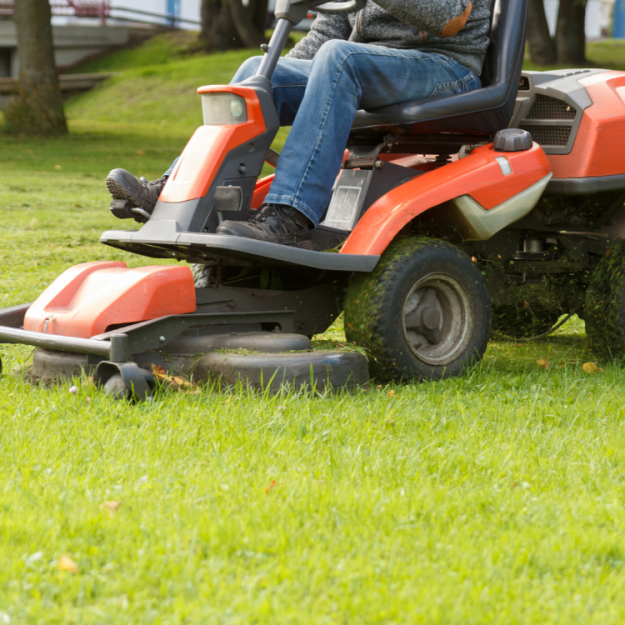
[402,273,474,366]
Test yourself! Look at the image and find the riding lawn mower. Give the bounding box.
[1,0,625,400]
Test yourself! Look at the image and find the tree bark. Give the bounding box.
[229,0,265,49]
[200,0,267,51]
[250,0,270,33]
[527,0,557,65]
[555,0,588,65]
[6,0,67,135]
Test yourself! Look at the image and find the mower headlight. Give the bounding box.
[201,93,247,125]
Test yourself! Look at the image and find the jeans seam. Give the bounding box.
[289,51,361,208]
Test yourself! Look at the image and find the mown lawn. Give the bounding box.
[2,33,625,624]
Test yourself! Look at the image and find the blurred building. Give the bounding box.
[0,1,203,78]
[543,0,617,39]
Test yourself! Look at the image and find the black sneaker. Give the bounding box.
[216,204,312,246]
[106,168,167,222]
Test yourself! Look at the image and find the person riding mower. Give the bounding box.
[107,0,488,246]
[1,0,625,400]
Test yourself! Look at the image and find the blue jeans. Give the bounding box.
[167,40,481,226]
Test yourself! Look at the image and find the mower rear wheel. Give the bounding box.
[344,237,491,382]
[585,241,625,360]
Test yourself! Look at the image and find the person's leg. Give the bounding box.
[263,40,481,226]
[107,56,313,217]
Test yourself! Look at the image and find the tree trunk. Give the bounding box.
[5,0,67,135]
[229,0,265,48]
[200,0,267,51]
[555,0,588,65]
[250,0,270,32]
[527,0,557,65]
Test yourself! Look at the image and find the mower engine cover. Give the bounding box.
[23,262,196,339]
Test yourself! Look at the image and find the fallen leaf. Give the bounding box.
[58,553,78,573]
[523,301,530,308]
[582,362,603,374]
[152,365,199,393]
[536,358,551,370]
[100,501,122,517]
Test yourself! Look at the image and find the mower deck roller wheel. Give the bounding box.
[344,237,491,382]
[95,362,156,402]
[585,241,625,361]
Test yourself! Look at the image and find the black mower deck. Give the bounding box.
[0,295,370,398]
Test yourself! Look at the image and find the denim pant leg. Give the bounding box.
[265,41,481,225]
[163,56,313,176]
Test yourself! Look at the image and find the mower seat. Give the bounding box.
[351,0,528,137]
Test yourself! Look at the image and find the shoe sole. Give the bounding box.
[106,177,139,206]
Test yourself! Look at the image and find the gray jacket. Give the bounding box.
[288,0,491,76]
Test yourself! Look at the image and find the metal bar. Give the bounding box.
[256,19,293,80]
[95,310,295,355]
[0,326,112,358]
[0,303,31,329]
[111,6,201,25]
[109,334,130,363]
[0,311,293,360]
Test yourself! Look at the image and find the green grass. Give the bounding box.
[3,32,625,624]
[524,39,625,72]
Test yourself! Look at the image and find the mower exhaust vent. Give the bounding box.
[525,95,577,121]
[510,70,598,155]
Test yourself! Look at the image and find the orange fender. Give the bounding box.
[549,72,625,180]
[341,143,552,257]
[24,262,196,339]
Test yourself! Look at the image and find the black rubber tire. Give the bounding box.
[585,241,625,361]
[491,305,561,339]
[344,237,491,382]
[101,368,154,402]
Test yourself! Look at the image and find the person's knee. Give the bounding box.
[232,56,262,82]
[313,40,358,77]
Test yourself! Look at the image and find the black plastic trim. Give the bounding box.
[101,231,379,272]
[0,303,31,329]
[546,174,625,195]
[350,0,528,136]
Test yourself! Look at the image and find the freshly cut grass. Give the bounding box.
[2,32,625,624]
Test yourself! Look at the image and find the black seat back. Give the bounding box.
[351,0,528,137]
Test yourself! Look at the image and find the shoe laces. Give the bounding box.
[252,204,279,224]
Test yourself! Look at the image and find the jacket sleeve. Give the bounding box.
[372,0,473,38]
[286,13,352,59]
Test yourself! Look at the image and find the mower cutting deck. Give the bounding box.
[2,0,625,399]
